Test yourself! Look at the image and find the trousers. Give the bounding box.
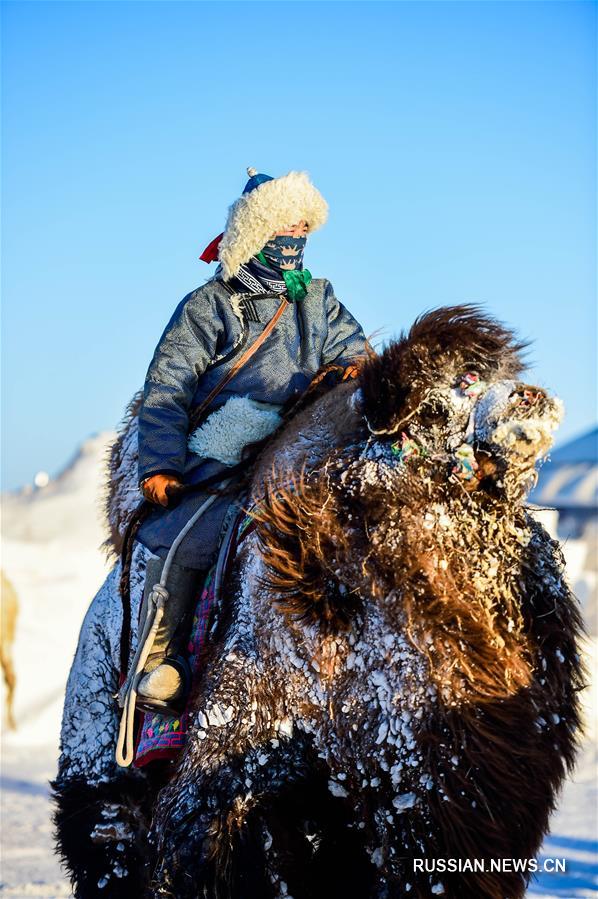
[136,488,238,570]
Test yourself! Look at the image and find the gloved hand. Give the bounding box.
[141,473,183,508]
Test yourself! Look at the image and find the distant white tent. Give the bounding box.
[531,426,598,540]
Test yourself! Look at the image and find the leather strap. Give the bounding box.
[189,295,289,430]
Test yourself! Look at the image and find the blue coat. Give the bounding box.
[136,276,366,568]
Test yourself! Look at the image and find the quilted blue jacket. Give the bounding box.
[137,277,367,485]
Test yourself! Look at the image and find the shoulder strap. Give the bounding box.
[188,293,289,433]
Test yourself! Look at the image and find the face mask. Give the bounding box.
[260,234,307,273]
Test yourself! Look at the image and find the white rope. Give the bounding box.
[115,585,167,767]
[115,486,230,767]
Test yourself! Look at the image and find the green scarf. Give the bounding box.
[256,252,312,302]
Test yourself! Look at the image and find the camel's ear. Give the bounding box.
[254,478,361,631]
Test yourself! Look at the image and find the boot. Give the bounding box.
[136,557,206,717]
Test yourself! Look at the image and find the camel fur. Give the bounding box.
[54,306,585,899]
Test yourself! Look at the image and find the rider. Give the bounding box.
[133,167,368,715]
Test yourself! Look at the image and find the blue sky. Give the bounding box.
[2,1,596,490]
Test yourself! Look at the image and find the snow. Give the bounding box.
[0,431,596,897]
[526,630,598,898]
[392,792,417,812]
[1,433,114,897]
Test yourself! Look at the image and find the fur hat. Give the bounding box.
[217,168,328,280]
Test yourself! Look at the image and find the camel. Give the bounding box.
[53,307,585,899]
[1,570,18,731]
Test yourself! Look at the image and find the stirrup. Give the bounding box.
[136,655,192,719]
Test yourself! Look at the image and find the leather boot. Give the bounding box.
[136,557,206,716]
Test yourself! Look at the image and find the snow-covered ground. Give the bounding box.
[1,434,114,898]
[0,436,596,897]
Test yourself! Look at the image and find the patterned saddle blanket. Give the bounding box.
[133,512,255,767]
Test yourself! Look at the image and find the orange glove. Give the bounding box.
[342,364,361,381]
[141,473,183,508]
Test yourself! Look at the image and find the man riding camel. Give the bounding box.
[131,167,368,717]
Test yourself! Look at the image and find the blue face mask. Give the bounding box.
[260,234,307,273]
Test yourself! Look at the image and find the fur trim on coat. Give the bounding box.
[188,396,283,466]
[218,171,328,280]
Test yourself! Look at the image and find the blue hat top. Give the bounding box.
[243,166,274,194]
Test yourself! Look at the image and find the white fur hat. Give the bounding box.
[217,168,329,280]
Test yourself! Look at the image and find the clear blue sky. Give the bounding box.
[2,1,596,490]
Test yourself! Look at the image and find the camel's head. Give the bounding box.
[359,305,563,502]
[257,306,565,705]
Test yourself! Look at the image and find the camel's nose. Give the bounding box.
[510,384,546,408]
[473,380,562,459]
